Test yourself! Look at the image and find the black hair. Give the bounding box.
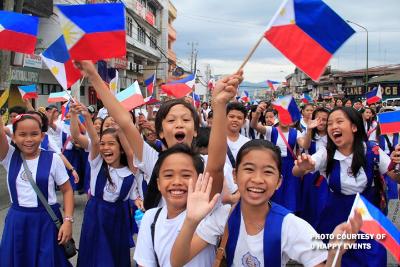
[26,110,49,132]
[195,127,211,148]
[155,98,200,147]
[301,103,314,112]
[93,117,103,125]
[326,107,367,178]
[12,114,42,133]
[144,144,204,210]
[226,102,247,118]
[207,110,213,119]
[311,107,330,141]
[361,107,376,132]
[235,139,282,176]
[100,116,114,136]
[100,128,128,185]
[9,106,26,115]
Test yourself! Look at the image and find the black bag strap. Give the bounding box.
[151,207,162,267]
[384,135,395,153]
[21,154,62,229]
[227,145,236,167]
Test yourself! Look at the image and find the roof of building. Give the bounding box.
[369,73,400,83]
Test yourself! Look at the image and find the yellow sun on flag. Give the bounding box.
[60,19,84,48]
[51,66,59,75]
[357,207,367,217]
[281,100,287,107]
[280,8,286,16]
[110,82,117,91]
[290,19,295,24]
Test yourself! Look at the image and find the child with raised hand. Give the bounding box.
[171,139,363,267]
[0,113,74,267]
[74,60,242,208]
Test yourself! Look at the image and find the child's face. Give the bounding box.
[315,112,328,132]
[227,110,245,134]
[234,149,281,207]
[363,109,372,120]
[157,153,198,212]
[13,119,44,157]
[159,104,197,147]
[302,105,314,119]
[265,112,275,126]
[102,117,116,132]
[327,110,357,149]
[94,119,102,134]
[99,133,122,167]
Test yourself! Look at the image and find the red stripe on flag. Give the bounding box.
[161,83,193,98]
[69,31,126,60]
[64,59,82,88]
[361,221,400,262]
[379,122,400,135]
[120,94,145,111]
[48,97,68,103]
[23,92,38,99]
[0,30,36,54]
[273,105,292,125]
[265,24,332,81]
[367,96,381,105]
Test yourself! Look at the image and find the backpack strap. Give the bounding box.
[151,207,162,267]
[226,145,236,168]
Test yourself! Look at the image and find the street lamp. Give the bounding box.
[346,20,369,94]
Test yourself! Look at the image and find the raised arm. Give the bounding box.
[292,153,316,177]
[74,61,145,161]
[70,103,90,150]
[250,103,267,134]
[297,118,322,150]
[0,114,9,160]
[205,71,243,198]
[23,98,34,111]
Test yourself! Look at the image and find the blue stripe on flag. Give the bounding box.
[378,110,400,124]
[0,11,39,36]
[294,0,355,54]
[42,36,70,63]
[169,74,195,84]
[57,3,125,33]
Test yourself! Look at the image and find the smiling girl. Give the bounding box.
[0,114,74,267]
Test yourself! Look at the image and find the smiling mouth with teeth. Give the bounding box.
[247,188,266,193]
[169,189,186,196]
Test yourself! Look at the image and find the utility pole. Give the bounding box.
[187,41,198,73]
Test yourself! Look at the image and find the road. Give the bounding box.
[0,166,399,266]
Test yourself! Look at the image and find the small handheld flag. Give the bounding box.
[0,11,39,54]
[377,110,400,135]
[272,95,301,125]
[109,70,119,95]
[366,85,383,105]
[116,81,145,111]
[56,3,126,60]
[161,74,195,98]
[18,84,38,99]
[192,92,200,108]
[350,194,400,263]
[145,74,156,96]
[267,80,280,91]
[240,91,250,103]
[301,93,313,104]
[264,0,355,81]
[48,91,72,103]
[41,36,82,90]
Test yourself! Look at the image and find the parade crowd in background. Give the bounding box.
[0,61,399,267]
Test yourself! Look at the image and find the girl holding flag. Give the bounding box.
[293,106,400,267]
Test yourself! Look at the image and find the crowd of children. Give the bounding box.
[0,61,399,267]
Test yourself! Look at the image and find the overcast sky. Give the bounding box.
[171,0,400,83]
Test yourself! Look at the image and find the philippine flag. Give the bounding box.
[301,92,313,104]
[0,11,39,54]
[57,3,126,60]
[18,84,38,99]
[366,85,383,105]
[109,70,119,95]
[350,194,400,263]
[192,92,200,108]
[377,110,400,135]
[240,91,250,103]
[48,91,71,103]
[145,74,156,96]
[116,81,145,111]
[41,36,82,90]
[272,95,301,125]
[267,80,280,91]
[161,74,195,98]
[264,0,355,81]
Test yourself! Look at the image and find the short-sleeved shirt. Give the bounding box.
[0,144,69,207]
[263,126,303,157]
[134,207,215,267]
[225,135,250,193]
[89,153,136,202]
[311,145,391,195]
[196,204,327,267]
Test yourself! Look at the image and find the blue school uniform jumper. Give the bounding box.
[77,161,135,267]
[317,141,386,267]
[379,133,399,199]
[226,201,291,267]
[300,141,329,229]
[270,127,301,212]
[62,131,82,190]
[0,150,71,267]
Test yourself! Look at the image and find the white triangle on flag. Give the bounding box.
[41,55,68,90]
[56,7,85,49]
[0,24,4,33]
[267,0,295,29]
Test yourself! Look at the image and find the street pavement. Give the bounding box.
[0,166,399,266]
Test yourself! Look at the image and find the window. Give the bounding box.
[138,26,146,44]
[150,34,157,49]
[80,86,85,96]
[127,17,133,37]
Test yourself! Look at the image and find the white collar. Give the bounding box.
[109,166,132,177]
[333,150,353,161]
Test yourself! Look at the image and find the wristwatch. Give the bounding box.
[64,216,74,223]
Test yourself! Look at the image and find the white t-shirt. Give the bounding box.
[47,119,62,148]
[89,154,136,202]
[225,135,250,192]
[97,107,109,119]
[263,126,303,157]
[197,204,327,267]
[0,144,69,207]
[45,134,62,154]
[134,207,215,267]
[312,145,391,195]
[364,121,377,141]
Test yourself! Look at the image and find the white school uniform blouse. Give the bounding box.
[311,146,391,195]
[263,126,304,157]
[225,135,250,193]
[0,144,69,207]
[196,204,327,267]
[89,153,136,202]
[134,207,215,267]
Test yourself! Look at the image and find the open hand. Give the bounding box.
[307,117,322,129]
[186,173,220,224]
[73,60,97,77]
[294,153,316,173]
